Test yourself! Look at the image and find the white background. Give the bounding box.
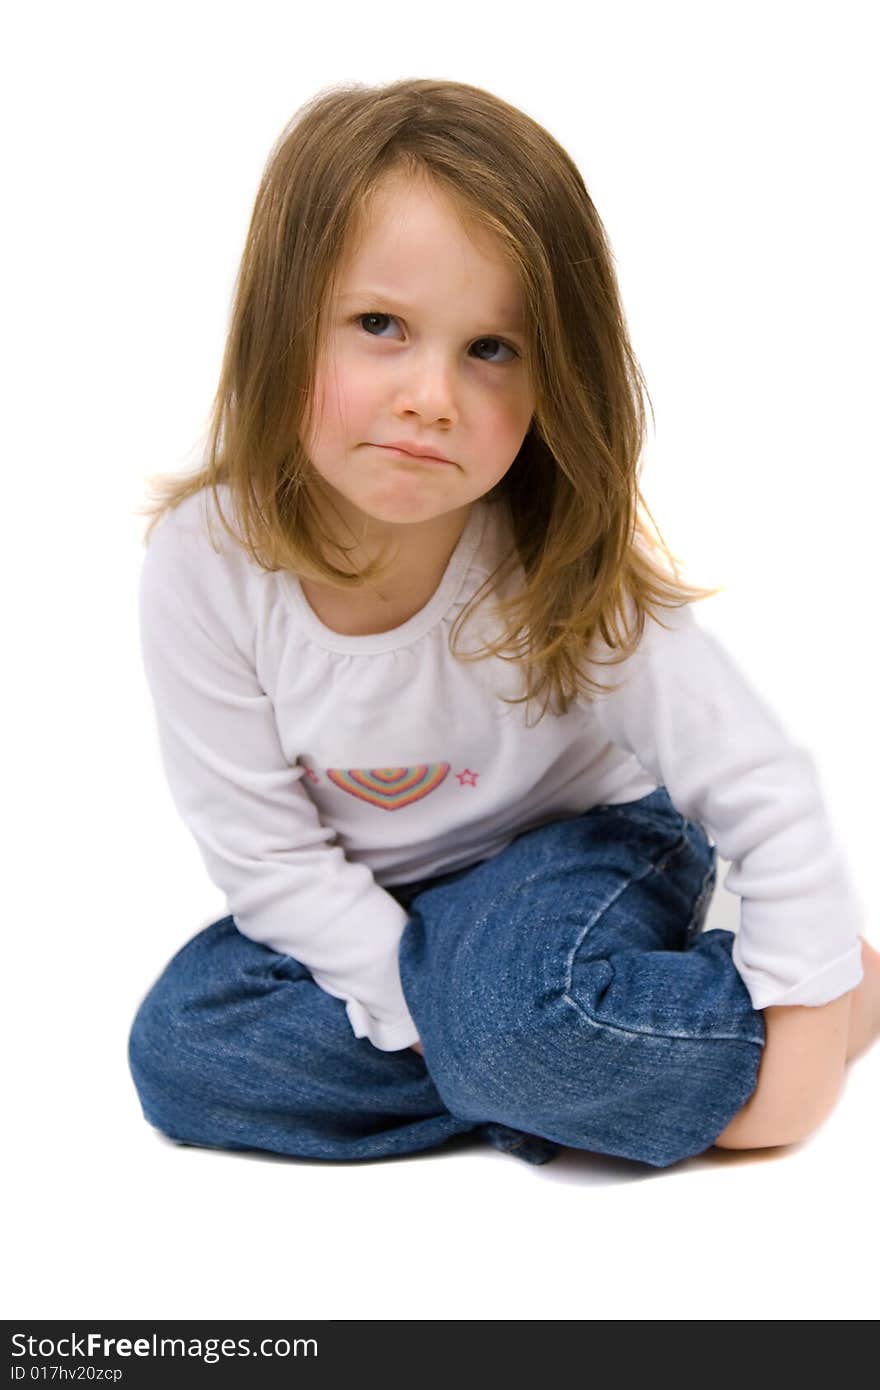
[4,0,877,1323]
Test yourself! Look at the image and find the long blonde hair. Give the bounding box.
[137,77,722,726]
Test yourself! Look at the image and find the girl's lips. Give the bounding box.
[371,444,456,465]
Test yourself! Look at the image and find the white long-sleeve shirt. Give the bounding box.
[138,483,866,1050]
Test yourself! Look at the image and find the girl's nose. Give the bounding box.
[395,355,459,420]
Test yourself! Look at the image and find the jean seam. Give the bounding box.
[685,855,717,936]
[650,831,690,874]
[558,833,755,1043]
[561,832,689,998]
[559,988,761,1043]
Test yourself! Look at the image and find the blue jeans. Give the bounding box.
[127,786,765,1169]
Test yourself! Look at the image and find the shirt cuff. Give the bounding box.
[345,997,421,1051]
[732,938,864,1009]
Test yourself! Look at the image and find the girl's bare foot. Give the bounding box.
[847,936,880,1063]
[713,937,878,1152]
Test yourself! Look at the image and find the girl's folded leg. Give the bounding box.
[129,784,765,1171]
[127,915,480,1163]
[398,785,766,1169]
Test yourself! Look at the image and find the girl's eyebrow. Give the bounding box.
[338,287,525,335]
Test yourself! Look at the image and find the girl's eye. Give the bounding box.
[353,312,518,364]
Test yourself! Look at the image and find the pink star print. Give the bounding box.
[455,768,479,787]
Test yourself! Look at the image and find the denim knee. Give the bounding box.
[419,959,763,1168]
[127,965,191,1141]
[127,925,232,1144]
[398,809,763,1168]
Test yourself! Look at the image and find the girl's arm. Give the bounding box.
[138,496,420,1052]
[586,600,866,1010]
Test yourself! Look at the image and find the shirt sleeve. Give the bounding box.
[584,600,865,1009]
[137,499,420,1052]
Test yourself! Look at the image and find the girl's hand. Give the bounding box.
[411,1040,424,1056]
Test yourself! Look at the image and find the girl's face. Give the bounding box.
[302,173,535,544]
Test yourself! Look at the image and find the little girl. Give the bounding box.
[128,77,879,1169]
